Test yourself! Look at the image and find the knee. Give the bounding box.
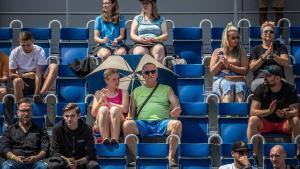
[13,78,23,87]
[133,47,147,55]
[35,161,49,169]
[123,120,135,133]
[86,160,99,169]
[248,116,261,128]
[115,48,127,55]
[49,63,58,74]
[0,88,7,95]
[98,49,111,60]
[290,116,300,127]
[98,106,109,116]
[170,120,182,132]
[110,106,121,117]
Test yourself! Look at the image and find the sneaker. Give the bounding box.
[110,138,119,145]
[33,94,44,103]
[169,158,178,167]
[102,138,110,144]
[127,161,136,167]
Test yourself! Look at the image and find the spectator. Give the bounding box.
[94,0,127,61]
[219,141,255,169]
[123,62,182,167]
[0,51,8,100]
[269,145,298,169]
[249,21,289,92]
[259,0,285,26]
[130,0,168,63]
[247,65,300,157]
[50,103,99,169]
[0,98,49,169]
[91,68,129,144]
[9,31,58,102]
[210,22,248,102]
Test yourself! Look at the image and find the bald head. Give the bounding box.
[270,145,286,157]
[270,145,287,169]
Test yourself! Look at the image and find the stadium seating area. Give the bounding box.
[0,18,300,168]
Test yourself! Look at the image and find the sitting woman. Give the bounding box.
[91,68,129,144]
[210,22,249,102]
[130,0,168,63]
[94,0,127,61]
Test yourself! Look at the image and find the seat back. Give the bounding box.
[21,28,51,58]
[173,27,203,64]
[0,27,12,55]
[96,144,127,169]
[56,78,86,103]
[179,143,211,169]
[136,143,169,169]
[0,103,5,134]
[210,27,224,53]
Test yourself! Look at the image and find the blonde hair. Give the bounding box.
[141,0,160,20]
[261,21,276,34]
[103,68,119,80]
[221,22,240,56]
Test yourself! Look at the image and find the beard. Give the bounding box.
[20,115,31,126]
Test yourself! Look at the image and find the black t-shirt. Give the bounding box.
[250,43,288,79]
[253,81,297,122]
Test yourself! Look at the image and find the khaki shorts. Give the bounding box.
[259,0,285,8]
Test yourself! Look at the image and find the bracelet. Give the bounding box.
[10,155,16,161]
[268,108,272,113]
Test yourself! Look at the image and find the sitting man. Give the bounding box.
[247,65,300,156]
[269,145,298,169]
[123,62,182,167]
[1,98,49,169]
[9,31,58,101]
[219,141,255,169]
[50,103,99,169]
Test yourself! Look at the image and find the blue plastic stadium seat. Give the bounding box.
[55,102,87,123]
[56,78,86,103]
[289,27,300,93]
[0,27,12,55]
[210,27,224,53]
[136,143,169,169]
[263,143,297,169]
[0,103,5,134]
[179,143,211,169]
[95,143,127,169]
[21,28,51,58]
[173,27,203,64]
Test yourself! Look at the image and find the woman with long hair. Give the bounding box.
[94,0,127,61]
[210,22,249,102]
[130,0,168,63]
[91,69,129,144]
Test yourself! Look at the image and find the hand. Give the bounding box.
[100,88,109,100]
[264,42,274,59]
[269,100,277,114]
[142,37,154,44]
[275,109,284,118]
[14,156,26,163]
[22,72,35,79]
[103,36,109,44]
[22,156,38,164]
[69,159,77,169]
[170,107,182,117]
[111,38,118,46]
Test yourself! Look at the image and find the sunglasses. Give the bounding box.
[18,109,32,113]
[263,30,275,34]
[229,36,240,40]
[143,69,156,75]
[235,151,248,156]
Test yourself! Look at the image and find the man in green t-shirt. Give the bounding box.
[123,62,182,167]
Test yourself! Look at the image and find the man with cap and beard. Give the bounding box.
[219,141,255,169]
[0,98,49,169]
[247,65,300,157]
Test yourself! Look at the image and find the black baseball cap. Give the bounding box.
[232,141,249,152]
[261,65,283,77]
[139,0,156,3]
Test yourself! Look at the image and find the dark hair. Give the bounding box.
[102,0,120,24]
[63,103,81,115]
[19,31,33,41]
[17,98,32,108]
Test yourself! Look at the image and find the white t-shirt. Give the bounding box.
[9,45,47,73]
[219,163,256,169]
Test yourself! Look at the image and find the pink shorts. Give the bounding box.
[261,118,290,134]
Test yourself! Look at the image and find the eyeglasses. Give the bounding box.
[18,109,32,113]
[143,69,156,75]
[235,151,248,156]
[263,30,275,34]
[229,36,240,40]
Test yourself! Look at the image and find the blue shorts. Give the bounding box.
[135,119,170,137]
[213,78,247,97]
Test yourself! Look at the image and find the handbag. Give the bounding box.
[69,56,98,77]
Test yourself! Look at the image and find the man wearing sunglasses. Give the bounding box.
[249,21,289,92]
[219,141,254,169]
[123,62,182,167]
[0,98,49,169]
[269,145,298,169]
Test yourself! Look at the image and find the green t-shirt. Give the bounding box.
[133,84,171,120]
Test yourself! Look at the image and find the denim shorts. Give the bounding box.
[135,119,169,137]
[213,78,247,97]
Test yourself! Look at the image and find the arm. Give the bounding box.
[50,127,63,157]
[273,53,289,67]
[35,65,43,94]
[168,88,182,118]
[130,19,144,43]
[9,69,20,79]
[209,48,223,76]
[94,30,108,44]
[0,55,9,82]
[228,49,249,75]
[284,103,299,118]
[109,90,129,114]
[128,95,137,119]
[114,28,126,43]
[249,46,266,71]
[91,90,106,117]
[152,20,168,43]
[250,99,274,117]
